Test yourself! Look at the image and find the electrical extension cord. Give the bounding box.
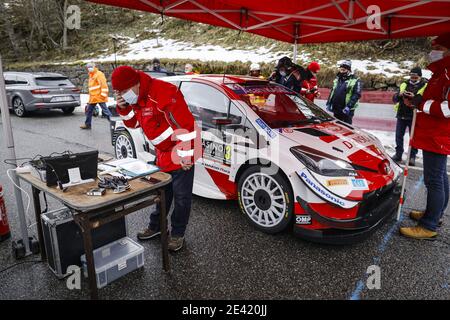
[15,165,32,174]
[6,168,32,229]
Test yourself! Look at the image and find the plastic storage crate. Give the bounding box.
[81,237,144,289]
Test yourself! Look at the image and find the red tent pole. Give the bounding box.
[396,107,418,221]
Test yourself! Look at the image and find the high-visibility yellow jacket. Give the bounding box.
[88,68,109,103]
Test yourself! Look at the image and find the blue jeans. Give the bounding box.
[395,118,418,158]
[85,103,111,126]
[149,166,195,237]
[419,151,449,231]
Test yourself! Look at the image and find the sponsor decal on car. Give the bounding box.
[350,178,369,190]
[297,169,359,209]
[202,140,232,165]
[326,178,349,187]
[255,118,277,139]
[295,215,312,225]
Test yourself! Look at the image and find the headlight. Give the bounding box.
[290,146,357,177]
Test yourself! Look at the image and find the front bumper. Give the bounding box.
[294,180,401,244]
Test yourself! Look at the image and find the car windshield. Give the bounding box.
[228,83,332,128]
[34,77,73,87]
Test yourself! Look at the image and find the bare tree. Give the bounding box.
[0,1,21,57]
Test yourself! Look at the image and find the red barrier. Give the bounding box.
[319,88,395,104]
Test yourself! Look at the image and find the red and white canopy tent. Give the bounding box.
[87,0,450,60]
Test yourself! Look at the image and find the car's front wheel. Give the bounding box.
[114,131,136,159]
[13,97,27,117]
[238,166,294,234]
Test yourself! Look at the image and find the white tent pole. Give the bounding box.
[293,39,298,64]
[0,55,31,254]
[293,23,299,64]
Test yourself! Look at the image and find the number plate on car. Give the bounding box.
[51,96,73,102]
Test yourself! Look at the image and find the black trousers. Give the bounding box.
[149,166,195,237]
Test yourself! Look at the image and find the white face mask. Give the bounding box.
[279,70,287,77]
[88,67,94,73]
[429,50,444,63]
[122,88,138,105]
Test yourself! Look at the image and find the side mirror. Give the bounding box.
[212,117,232,126]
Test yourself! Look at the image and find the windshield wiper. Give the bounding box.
[294,116,331,124]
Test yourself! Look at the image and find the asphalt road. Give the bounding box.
[0,109,449,300]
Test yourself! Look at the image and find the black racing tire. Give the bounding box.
[237,165,294,234]
[12,97,27,117]
[114,130,137,160]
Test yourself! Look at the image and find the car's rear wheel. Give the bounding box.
[13,97,27,117]
[238,166,294,234]
[114,131,136,159]
[62,107,75,115]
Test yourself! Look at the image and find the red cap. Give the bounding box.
[432,32,450,49]
[111,66,140,91]
[308,61,320,73]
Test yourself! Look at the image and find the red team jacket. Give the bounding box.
[412,55,450,155]
[117,72,198,172]
[300,76,319,102]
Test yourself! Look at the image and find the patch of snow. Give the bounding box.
[365,129,422,161]
[337,59,427,78]
[91,37,291,64]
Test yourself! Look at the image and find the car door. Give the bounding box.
[179,81,243,199]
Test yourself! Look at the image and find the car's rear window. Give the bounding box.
[34,77,73,87]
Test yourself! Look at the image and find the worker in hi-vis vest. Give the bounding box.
[391,67,428,166]
[80,62,112,129]
[326,60,362,124]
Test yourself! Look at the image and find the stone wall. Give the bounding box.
[5,60,404,93]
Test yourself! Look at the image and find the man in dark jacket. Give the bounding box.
[391,67,428,166]
[400,33,450,240]
[269,56,307,93]
[326,60,362,124]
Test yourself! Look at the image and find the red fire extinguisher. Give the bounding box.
[0,184,11,242]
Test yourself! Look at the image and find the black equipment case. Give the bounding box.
[41,207,127,279]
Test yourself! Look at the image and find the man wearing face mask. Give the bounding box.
[326,60,362,124]
[151,58,167,73]
[391,67,428,166]
[400,33,450,240]
[80,62,112,129]
[112,66,198,252]
[269,56,306,93]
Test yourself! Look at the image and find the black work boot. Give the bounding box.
[391,153,402,163]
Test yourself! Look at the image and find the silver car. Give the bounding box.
[4,72,81,117]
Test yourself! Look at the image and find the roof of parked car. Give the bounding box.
[4,71,66,78]
[160,74,269,86]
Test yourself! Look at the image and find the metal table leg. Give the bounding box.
[159,189,170,272]
[77,216,98,300]
[32,187,46,260]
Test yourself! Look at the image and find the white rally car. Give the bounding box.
[110,75,402,244]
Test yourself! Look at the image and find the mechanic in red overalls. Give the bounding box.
[400,33,450,240]
[300,61,321,102]
[112,66,198,252]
